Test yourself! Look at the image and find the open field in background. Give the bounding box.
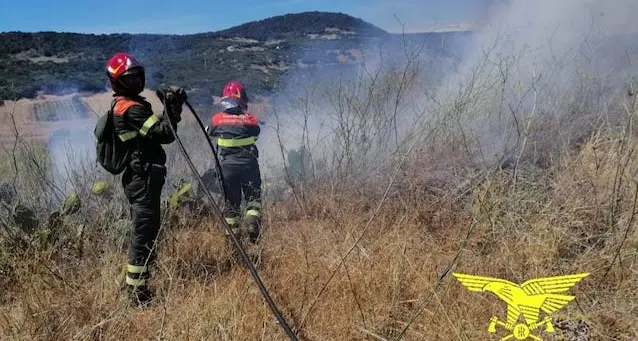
[0,92,133,145]
[0,89,272,145]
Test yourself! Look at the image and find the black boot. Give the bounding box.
[224,219,245,262]
[242,212,261,244]
[127,285,154,308]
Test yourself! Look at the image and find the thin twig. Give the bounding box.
[603,180,638,278]
[343,260,367,329]
[298,111,428,331]
[392,218,478,341]
[432,289,464,341]
[358,327,389,341]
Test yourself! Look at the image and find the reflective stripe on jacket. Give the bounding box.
[112,95,177,167]
[208,107,260,161]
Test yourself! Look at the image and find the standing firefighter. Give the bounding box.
[105,52,186,307]
[208,81,262,244]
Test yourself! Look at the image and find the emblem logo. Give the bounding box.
[453,272,589,340]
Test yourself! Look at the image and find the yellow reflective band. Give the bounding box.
[119,131,138,142]
[217,136,257,147]
[126,276,147,287]
[246,209,261,217]
[225,227,240,236]
[127,264,148,274]
[139,115,159,136]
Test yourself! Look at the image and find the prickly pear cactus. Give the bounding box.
[169,181,194,210]
[60,192,81,216]
[12,203,38,234]
[92,181,110,196]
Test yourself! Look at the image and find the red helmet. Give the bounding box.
[222,81,248,109]
[106,52,145,95]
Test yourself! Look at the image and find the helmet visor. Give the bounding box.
[116,67,145,95]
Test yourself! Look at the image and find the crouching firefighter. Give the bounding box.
[207,81,262,244]
[105,52,186,307]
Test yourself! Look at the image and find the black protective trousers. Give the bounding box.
[121,164,166,289]
[221,158,262,221]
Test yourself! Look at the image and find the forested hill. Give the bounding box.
[0,11,471,107]
[211,11,389,39]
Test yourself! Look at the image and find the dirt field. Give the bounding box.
[0,89,272,148]
[0,91,131,146]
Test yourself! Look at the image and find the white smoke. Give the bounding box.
[242,1,638,188]
[427,0,638,166]
[45,98,97,198]
[445,0,637,85]
[256,17,456,185]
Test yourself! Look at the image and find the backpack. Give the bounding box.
[94,99,131,175]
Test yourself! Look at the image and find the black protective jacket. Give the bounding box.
[112,94,178,168]
[207,97,260,162]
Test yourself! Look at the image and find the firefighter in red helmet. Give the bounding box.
[208,81,262,244]
[106,52,186,307]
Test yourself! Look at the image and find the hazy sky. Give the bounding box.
[0,0,496,34]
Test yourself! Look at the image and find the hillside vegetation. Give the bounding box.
[1,6,638,341]
[0,11,469,112]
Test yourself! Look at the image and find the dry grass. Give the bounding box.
[1,133,637,341]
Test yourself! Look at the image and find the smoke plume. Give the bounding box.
[428,0,638,167]
[44,96,97,199]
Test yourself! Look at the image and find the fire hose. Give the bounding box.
[156,90,299,341]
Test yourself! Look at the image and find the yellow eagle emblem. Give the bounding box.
[453,272,589,340]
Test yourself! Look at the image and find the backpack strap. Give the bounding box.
[113,96,141,116]
[110,96,150,167]
[111,97,143,143]
[106,98,117,119]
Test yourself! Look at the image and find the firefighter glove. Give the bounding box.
[160,87,186,122]
[166,86,187,103]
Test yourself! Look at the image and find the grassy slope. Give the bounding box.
[0,134,637,340]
